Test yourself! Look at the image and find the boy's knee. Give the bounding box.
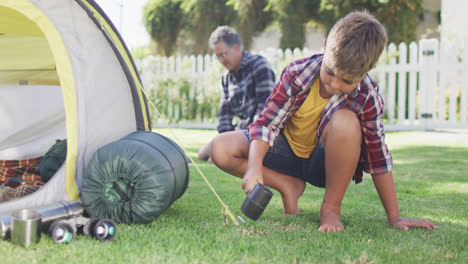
[211,131,249,169]
[210,135,227,168]
[323,109,361,142]
[210,132,241,168]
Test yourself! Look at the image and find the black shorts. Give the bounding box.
[242,130,326,188]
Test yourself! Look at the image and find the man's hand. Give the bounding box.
[241,167,263,194]
[390,217,438,231]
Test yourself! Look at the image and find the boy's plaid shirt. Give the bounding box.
[248,54,393,183]
[217,51,275,133]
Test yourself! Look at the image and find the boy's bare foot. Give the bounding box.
[280,178,306,215]
[319,208,344,233]
[198,141,212,161]
[281,208,304,216]
[198,150,209,161]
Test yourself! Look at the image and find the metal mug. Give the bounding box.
[11,209,42,247]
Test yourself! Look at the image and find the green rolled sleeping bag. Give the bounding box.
[80,131,189,224]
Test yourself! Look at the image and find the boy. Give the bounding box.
[210,11,437,232]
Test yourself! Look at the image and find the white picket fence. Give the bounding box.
[137,39,468,131]
[371,39,468,130]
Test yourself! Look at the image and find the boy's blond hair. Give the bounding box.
[326,10,387,80]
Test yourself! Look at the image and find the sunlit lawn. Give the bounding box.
[1,128,467,263]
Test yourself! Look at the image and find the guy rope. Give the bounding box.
[140,88,239,226]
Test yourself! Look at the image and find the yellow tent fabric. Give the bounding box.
[0,35,58,84]
[0,5,58,84]
[0,5,43,37]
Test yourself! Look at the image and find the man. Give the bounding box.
[198,26,275,161]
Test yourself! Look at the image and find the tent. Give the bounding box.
[0,0,151,214]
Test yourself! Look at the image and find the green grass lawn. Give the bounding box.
[1,129,467,263]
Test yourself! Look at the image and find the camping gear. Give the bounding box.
[0,0,151,213]
[241,184,273,221]
[0,201,84,240]
[10,209,42,247]
[0,201,116,245]
[81,131,189,224]
[37,139,67,183]
[48,218,76,244]
[49,215,117,244]
[81,218,117,242]
[0,185,42,203]
[0,158,43,186]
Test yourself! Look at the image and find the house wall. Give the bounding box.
[441,0,468,45]
[418,0,441,39]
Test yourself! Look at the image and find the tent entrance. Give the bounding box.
[0,5,66,203]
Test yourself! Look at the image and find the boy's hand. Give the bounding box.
[390,217,438,231]
[242,139,269,194]
[241,167,263,194]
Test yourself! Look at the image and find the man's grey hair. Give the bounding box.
[208,25,242,49]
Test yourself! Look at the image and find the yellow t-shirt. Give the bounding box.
[283,77,329,158]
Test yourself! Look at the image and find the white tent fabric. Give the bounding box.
[0,84,65,160]
[42,0,139,181]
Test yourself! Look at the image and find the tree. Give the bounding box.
[142,0,424,55]
[143,0,185,56]
[318,0,424,44]
[375,0,424,44]
[228,0,273,50]
[181,0,237,54]
[266,0,321,50]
